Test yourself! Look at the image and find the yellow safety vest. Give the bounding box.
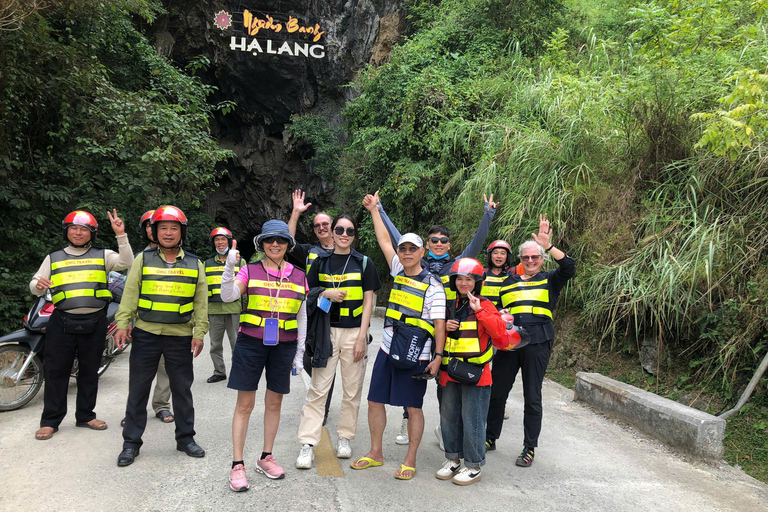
[137,250,199,324]
[49,247,111,310]
[384,269,437,336]
[500,276,553,324]
[205,255,244,302]
[316,253,368,328]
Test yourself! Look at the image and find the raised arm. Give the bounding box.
[459,193,498,259]
[377,199,402,248]
[364,191,397,269]
[288,189,312,237]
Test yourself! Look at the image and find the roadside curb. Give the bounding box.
[574,372,726,460]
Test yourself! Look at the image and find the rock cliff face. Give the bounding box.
[147,0,404,256]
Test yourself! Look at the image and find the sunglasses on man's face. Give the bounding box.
[429,237,449,244]
[521,255,542,261]
[397,245,420,253]
[334,226,356,237]
[313,222,330,229]
[263,236,289,245]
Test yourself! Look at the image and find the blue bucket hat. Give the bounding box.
[254,219,296,252]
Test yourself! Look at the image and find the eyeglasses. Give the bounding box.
[262,236,289,245]
[397,245,421,253]
[334,226,356,236]
[521,255,542,261]
[313,222,330,229]
[429,237,449,244]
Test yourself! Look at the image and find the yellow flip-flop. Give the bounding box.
[394,464,416,480]
[351,456,383,470]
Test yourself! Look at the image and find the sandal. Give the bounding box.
[35,426,58,440]
[350,456,383,470]
[156,410,174,423]
[75,419,108,430]
[395,464,416,480]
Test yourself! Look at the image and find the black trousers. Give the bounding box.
[303,346,334,419]
[486,340,552,448]
[122,328,196,449]
[40,308,107,428]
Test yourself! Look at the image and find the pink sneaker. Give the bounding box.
[229,464,249,492]
[256,455,285,480]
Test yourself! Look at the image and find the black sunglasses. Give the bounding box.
[429,237,449,244]
[397,245,420,253]
[334,226,356,236]
[262,236,289,245]
[313,222,330,229]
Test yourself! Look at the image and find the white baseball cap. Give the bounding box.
[397,233,423,248]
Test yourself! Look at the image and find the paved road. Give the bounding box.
[1,317,766,512]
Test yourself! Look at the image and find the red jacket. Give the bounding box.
[439,298,506,387]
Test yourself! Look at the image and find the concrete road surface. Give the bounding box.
[1,317,766,512]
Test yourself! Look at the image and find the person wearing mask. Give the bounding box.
[296,215,381,468]
[287,189,336,425]
[350,191,445,480]
[204,227,245,383]
[481,240,524,310]
[485,215,576,467]
[31,210,133,440]
[436,258,505,486]
[376,192,498,449]
[114,206,209,466]
[219,220,307,491]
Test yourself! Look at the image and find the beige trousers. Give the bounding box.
[151,355,171,413]
[298,327,367,445]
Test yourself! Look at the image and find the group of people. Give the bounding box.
[28,188,575,491]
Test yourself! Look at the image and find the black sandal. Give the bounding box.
[156,410,174,423]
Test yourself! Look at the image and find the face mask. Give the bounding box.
[216,247,229,255]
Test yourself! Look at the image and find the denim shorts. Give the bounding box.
[367,349,429,408]
[227,332,297,394]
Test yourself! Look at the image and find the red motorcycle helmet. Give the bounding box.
[492,312,530,351]
[62,210,98,245]
[486,240,512,269]
[209,227,233,250]
[139,209,155,242]
[448,257,485,295]
[151,206,188,247]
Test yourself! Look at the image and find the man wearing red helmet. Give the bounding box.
[205,227,245,383]
[30,209,133,440]
[481,240,524,310]
[113,205,210,467]
[436,258,505,485]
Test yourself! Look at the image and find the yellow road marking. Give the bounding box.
[315,427,344,477]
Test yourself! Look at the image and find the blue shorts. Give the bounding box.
[367,349,429,408]
[227,332,297,394]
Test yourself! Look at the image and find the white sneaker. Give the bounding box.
[394,418,409,445]
[435,425,444,451]
[295,444,314,469]
[336,437,352,459]
[435,459,461,480]
[453,466,482,486]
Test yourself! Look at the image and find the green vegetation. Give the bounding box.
[340,0,768,480]
[0,0,231,330]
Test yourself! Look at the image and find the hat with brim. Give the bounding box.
[254,220,296,252]
[397,233,423,249]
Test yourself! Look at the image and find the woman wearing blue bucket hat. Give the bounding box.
[219,219,308,490]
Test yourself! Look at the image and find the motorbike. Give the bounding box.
[0,284,126,412]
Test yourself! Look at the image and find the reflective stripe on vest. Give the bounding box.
[240,262,306,342]
[137,250,199,324]
[49,247,111,310]
[480,274,506,308]
[442,311,493,366]
[500,278,553,322]
[441,274,457,301]
[384,269,436,337]
[205,256,243,302]
[316,255,367,327]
